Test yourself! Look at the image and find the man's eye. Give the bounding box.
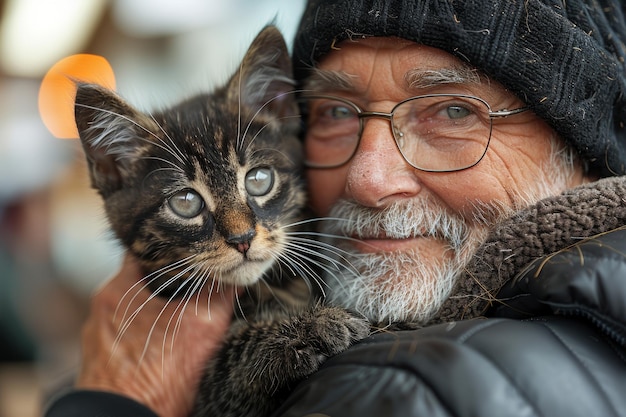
[327,105,355,120]
[445,105,472,119]
[311,100,357,122]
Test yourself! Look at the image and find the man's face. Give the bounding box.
[304,37,587,324]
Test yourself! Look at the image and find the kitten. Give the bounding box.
[74,26,369,417]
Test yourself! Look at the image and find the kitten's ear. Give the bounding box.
[230,26,296,118]
[74,83,155,196]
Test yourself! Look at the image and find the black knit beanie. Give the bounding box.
[292,0,626,177]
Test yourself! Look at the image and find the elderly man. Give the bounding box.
[46,1,626,416]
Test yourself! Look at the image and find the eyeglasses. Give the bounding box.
[300,94,529,172]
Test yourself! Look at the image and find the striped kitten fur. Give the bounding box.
[74,26,369,417]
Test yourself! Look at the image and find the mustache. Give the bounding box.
[321,198,470,250]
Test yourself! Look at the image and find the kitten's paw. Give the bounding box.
[273,306,370,380]
[301,305,371,356]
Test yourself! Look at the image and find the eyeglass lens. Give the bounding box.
[302,95,493,172]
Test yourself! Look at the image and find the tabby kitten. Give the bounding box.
[74,26,369,417]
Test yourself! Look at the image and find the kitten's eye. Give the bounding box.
[168,190,205,218]
[245,167,274,196]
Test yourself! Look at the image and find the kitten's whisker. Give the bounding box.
[131,260,202,368]
[241,278,259,304]
[115,256,195,325]
[287,237,354,271]
[234,285,247,322]
[244,114,301,153]
[144,166,184,175]
[189,261,216,316]
[141,156,186,174]
[114,260,197,351]
[161,284,197,376]
[76,103,188,168]
[274,247,330,297]
[279,260,322,297]
[278,216,355,230]
[270,249,300,278]
[141,114,186,166]
[206,274,220,321]
[239,89,304,150]
[197,263,223,316]
[113,256,192,322]
[279,243,354,293]
[110,275,180,368]
[283,232,361,270]
[191,274,207,317]
[286,242,358,280]
[244,120,273,151]
[284,236,357,265]
[235,58,248,151]
[278,249,325,283]
[141,166,186,187]
[137,276,196,375]
[166,267,210,369]
[239,94,278,150]
[283,240,348,271]
[146,112,188,165]
[284,230,369,268]
[144,125,187,168]
[251,147,299,168]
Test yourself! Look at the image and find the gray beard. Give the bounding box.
[320,197,493,325]
[325,248,469,325]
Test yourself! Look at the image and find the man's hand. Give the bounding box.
[76,255,236,417]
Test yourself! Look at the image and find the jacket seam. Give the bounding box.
[537,320,620,417]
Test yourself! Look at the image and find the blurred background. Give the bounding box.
[0,0,305,415]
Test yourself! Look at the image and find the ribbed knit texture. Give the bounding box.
[293,0,626,177]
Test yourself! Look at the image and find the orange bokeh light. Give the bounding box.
[39,54,116,139]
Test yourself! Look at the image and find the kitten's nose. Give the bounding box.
[226,229,256,254]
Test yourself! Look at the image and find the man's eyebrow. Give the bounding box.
[302,65,483,94]
[404,66,482,90]
[302,68,357,93]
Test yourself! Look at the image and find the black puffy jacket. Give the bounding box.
[271,179,626,417]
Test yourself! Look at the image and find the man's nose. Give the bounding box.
[345,118,421,208]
